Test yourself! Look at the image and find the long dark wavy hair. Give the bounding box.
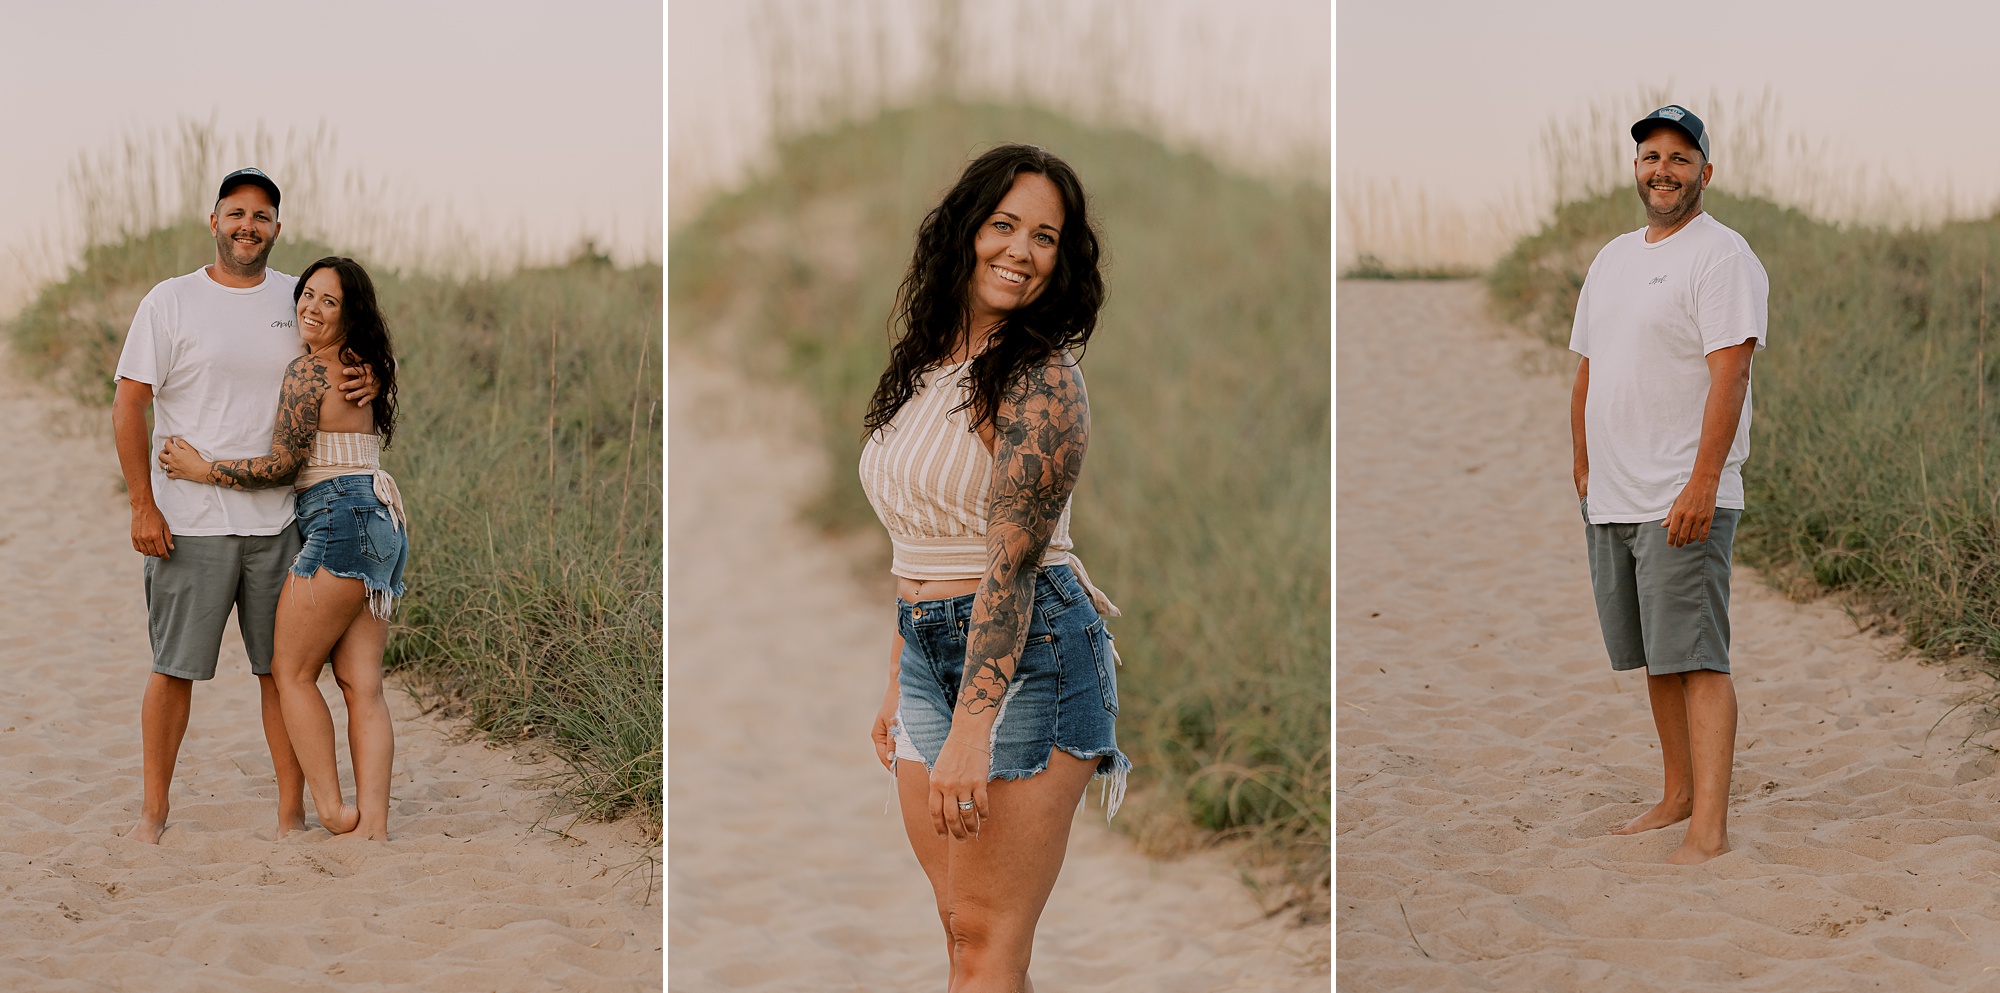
[296,256,399,447]
[862,144,1104,438]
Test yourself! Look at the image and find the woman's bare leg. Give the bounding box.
[271,569,368,834]
[328,609,394,841]
[897,759,958,969]
[899,748,1096,993]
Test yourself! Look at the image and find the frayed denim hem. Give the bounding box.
[1068,747,1132,821]
[287,562,406,621]
[979,746,1132,822]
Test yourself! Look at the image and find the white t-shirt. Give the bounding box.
[114,267,303,536]
[1569,212,1769,524]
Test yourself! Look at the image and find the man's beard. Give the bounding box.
[214,231,275,276]
[1637,176,1701,228]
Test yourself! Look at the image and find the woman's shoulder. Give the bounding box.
[1008,349,1086,393]
[996,350,1089,425]
[284,350,337,384]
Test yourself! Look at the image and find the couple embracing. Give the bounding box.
[112,168,410,843]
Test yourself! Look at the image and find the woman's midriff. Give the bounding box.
[895,575,983,604]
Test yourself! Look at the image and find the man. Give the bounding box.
[112,168,374,843]
[1570,105,1769,865]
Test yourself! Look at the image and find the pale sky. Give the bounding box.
[1338,0,2000,265]
[0,0,661,313]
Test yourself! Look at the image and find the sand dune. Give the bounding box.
[666,353,1329,991]
[1337,281,2000,990]
[0,360,661,991]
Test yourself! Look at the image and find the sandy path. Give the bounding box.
[0,360,661,992]
[1336,281,2000,991]
[666,353,1328,991]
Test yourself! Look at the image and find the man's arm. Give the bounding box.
[1571,357,1589,500]
[1663,339,1757,547]
[113,377,173,559]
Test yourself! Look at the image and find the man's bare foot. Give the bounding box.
[276,812,309,839]
[1608,798,1692,835]
[1667,837,1730,865]
[125,815,167,845]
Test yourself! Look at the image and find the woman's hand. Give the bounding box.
[870,683,900,772]
[927,732,992,840]
[157,438,212,482]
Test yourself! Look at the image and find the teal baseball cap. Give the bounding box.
[1631,105,1710,161]
[217,167,281,211]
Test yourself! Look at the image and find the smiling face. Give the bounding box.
[296,268,346,352]
[966,171,1064,333]
[209,185,280,275]
[1634,125,1712,231]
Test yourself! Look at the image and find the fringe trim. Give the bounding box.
[1098,751,1132,821]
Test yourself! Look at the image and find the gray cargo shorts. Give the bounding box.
[1582,498,1740,675]
[142,526,303,680]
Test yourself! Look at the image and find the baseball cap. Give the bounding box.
[216,167,281,211]
[1630,105,1710,161]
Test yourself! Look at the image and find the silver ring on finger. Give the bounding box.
[956,799,976,810]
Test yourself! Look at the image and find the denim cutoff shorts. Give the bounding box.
[292,474,408,619]
[892,563,1132,818]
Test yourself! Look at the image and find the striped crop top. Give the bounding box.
[295,431,407,532]
[858,359,1117,616]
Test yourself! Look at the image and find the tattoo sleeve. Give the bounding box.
[201,354,326,490]
[957,358,1090,718]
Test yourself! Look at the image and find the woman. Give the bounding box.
[160,256,407,841]
[860,144,1127,991]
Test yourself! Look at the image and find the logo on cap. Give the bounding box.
[1658,106,1686,121]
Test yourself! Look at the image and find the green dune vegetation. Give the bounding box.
[671,102,1331,913]
[8,220,663,829]
[1489,188,2000,723]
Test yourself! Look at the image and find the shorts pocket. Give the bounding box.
[1085,618,1117,716]
[354,506,397,564]
[296,501,335,532]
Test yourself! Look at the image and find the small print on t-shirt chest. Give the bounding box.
[181,317,302,393]
[1629,267,1697,330]
[1587,258,1700,359]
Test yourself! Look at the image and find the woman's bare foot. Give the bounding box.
[277,807,309,839]
[124,814,167,845]
[1667,836,1730,865]
[319,803,361,835]
[1608,797,1692,835]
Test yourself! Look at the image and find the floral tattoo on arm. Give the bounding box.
[199,354,327,490]
[958,358,1090,717]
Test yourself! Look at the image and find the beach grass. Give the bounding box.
[1341,253,1482,281]
[7,218,663,829]
[1487,185,2000,729]
[671,100,1330,912]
